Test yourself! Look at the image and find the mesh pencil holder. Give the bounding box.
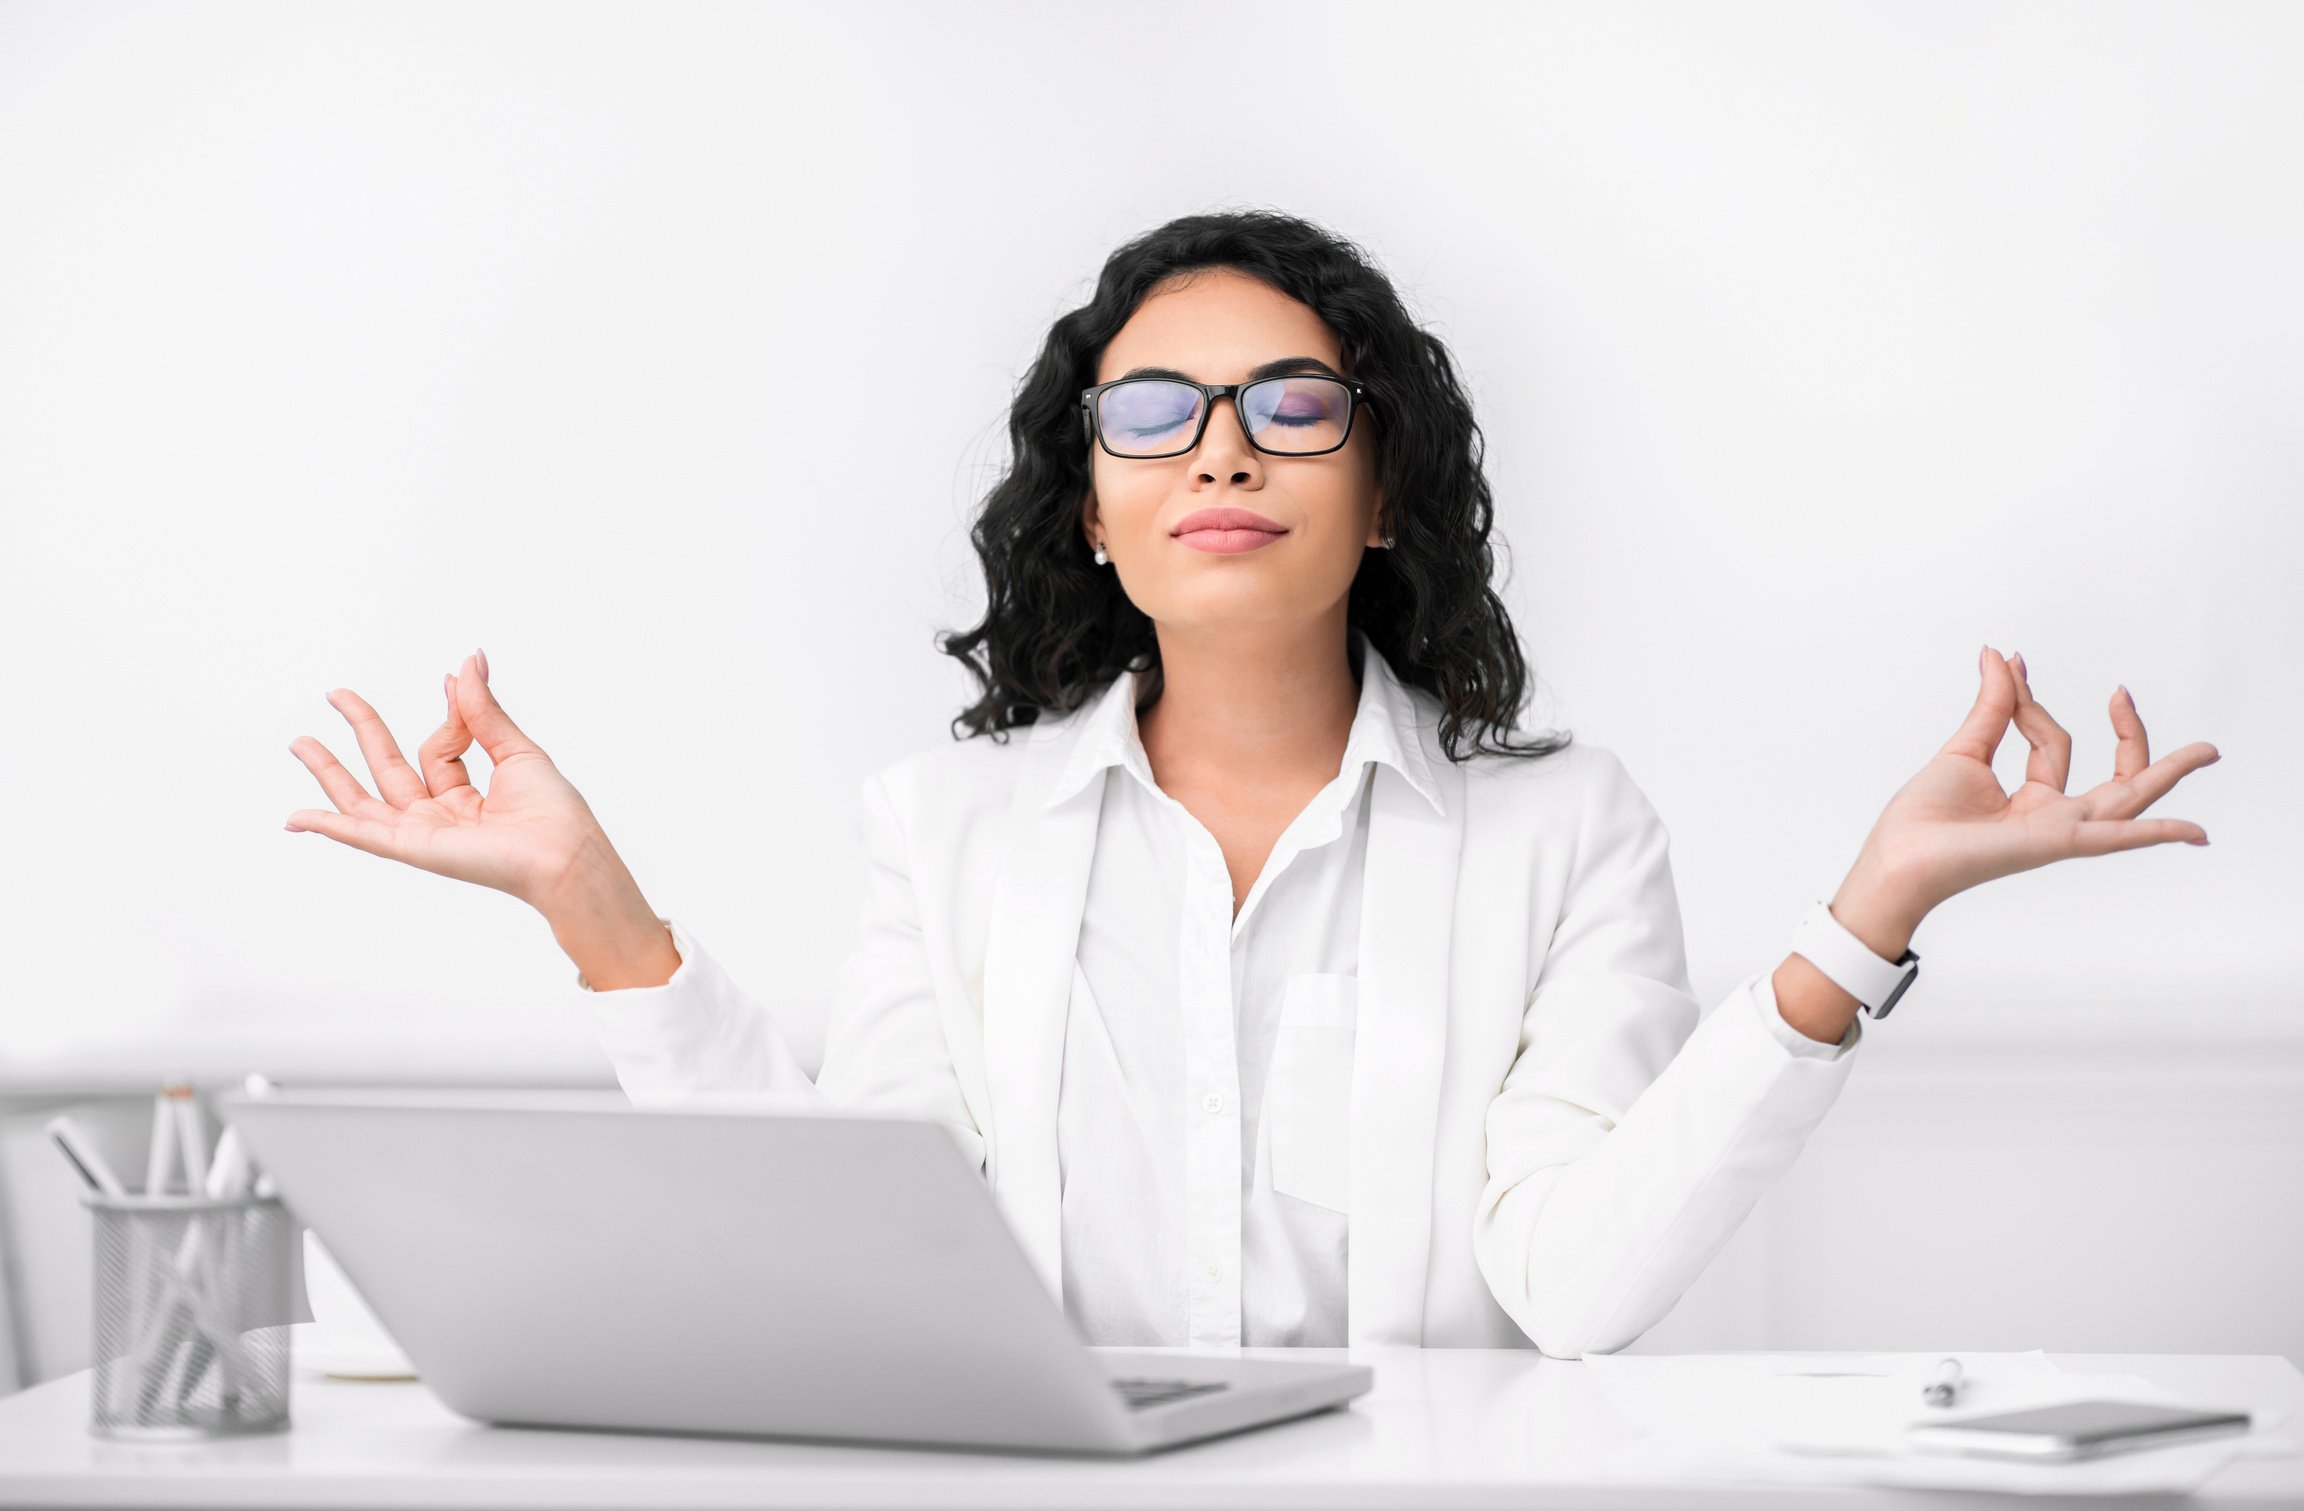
[83,1192,294,1440]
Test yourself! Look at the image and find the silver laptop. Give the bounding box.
[219,1088,1371,1455]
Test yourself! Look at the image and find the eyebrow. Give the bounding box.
[1114,356,1344,383]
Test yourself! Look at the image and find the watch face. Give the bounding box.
[1869,962,1919,1019]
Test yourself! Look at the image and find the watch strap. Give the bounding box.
[1788,899,1920,1019]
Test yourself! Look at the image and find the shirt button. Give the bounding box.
[1202,1091,1224,1114]
[1203,1261,1221,1280]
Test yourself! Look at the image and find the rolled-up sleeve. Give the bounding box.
[1472,746,1861,1358]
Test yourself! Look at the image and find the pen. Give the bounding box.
[130,1094,176,1415]
[171,1073,282,1410]
[1922,1356,1963,1407]
[175,1072,285,1408]
[243,1074,281,1198]
[206,1072,281,1198]
[143,1088,178,1196]
[203,1122,253,1199]
[44,1116,128,1197]
[167,1082,211,1195]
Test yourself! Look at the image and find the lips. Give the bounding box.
[1171,506,1286,536]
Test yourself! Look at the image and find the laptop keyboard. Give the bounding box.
[1108,1375,1232,1411]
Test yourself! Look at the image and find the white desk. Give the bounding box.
[2,1350,2300,1509]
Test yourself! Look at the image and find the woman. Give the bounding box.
[284,210,2219,1356]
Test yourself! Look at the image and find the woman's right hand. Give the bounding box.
[284,649,615,911]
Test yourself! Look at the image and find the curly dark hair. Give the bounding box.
[935,207,1571,766]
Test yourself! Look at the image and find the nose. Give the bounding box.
[1193,392,1259,476]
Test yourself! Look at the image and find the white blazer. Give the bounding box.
[585,664,1862,1358]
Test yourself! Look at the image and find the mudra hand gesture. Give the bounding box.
[285,650,679,988]
[283,649,616,910]
[1828,644,2222,966]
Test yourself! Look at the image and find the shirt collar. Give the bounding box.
[1040,625,1443,816]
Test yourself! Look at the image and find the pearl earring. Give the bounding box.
[1381,534,1396,548]
[1092,542,1109,565]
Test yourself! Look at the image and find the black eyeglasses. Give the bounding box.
[1080,375,1370,459]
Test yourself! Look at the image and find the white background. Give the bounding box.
[2,1,2298,1373]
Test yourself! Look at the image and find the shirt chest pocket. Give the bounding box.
[1266,973,1357,1215]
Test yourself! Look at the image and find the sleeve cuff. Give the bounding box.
[1750,964,1861,1061]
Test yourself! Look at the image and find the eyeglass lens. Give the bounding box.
[1096,377,1352,457]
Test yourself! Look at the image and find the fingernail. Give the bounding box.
[284,822,300,832]
[1979,644,1991,674]
[477,647,490,684]
[444,672,454,706]
[2188,836,2210,846]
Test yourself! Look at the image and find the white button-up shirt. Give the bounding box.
[1039,629,1414,1348]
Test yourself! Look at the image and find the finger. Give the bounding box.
[285,734,392,820]
[2068,816,2209,856]
[2107,684,2151,782]
[451,650,546,766]
[2080,740,2222,820]
[416,670,477,801]
[1939,643,2018,768]
[2005,652,2072,792]
[324,687,431,808]
[282,806,404,858]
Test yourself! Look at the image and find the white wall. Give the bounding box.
[3,1,2298,1370]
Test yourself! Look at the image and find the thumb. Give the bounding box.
[452,650,545,764]
[1938,641,2017,767]
[417,669,477,797]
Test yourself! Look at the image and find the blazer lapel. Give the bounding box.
[978,713,1103,1306]
[1348,752,1467,1346]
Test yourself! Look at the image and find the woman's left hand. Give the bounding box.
[1833,645,2221,950]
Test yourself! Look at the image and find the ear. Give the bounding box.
[1079,489,1100,548]
[1365,484,1387,548]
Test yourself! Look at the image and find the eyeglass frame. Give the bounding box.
[1079,374,1372,459]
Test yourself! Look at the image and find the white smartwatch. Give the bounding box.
[1787,899,1920,1019]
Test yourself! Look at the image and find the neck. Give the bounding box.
[1136,611,1362,792]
